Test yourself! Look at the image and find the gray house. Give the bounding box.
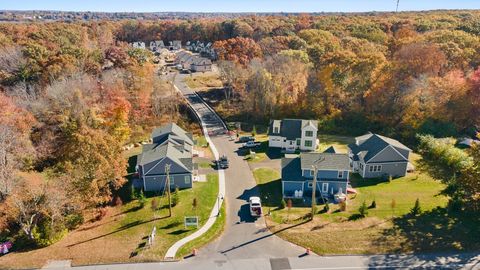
[348,133,411,179]
[136,123,194,192]
[191,57,212,72]
[281,151,350,199]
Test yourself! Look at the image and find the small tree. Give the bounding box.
[323,202,330,213]
[130,185,137,200]
[358,200,368,217]
[251,125,257,137]
[339,200,347,211]
[151,198,159,211]
[192,197,198,215]
[370,200,377,209]
[138,189,146,208]
[280,199,286,209]
[171,187,179,207]
[391,198,396,216]
[410,198,421,216]
[388,175,393,182]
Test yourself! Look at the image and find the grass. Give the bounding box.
[317,134,354,153]
[177,204,226,258]
[184,74,223,90]
[251,164,477,254]
[198,162,213,169]
[0,174,220,268]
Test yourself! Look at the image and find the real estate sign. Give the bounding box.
[184,216,199,228]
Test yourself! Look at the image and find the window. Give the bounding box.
[307,182,313,188]
[310,170,315,177]
[338,171,343,178]
[184,175,191,184]
[305,130,314,137]
[296,139,301,146]
[304,140,313,147]
[369,165,382,172]
[322,183,328,193]
[274,127,279,134]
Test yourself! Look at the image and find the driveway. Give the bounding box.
[174,73,306,260]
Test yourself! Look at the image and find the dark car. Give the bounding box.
[216,155,229,169]
[238,136,255,143]
[180,69,192,74]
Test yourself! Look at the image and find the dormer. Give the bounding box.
[272,120,281,134]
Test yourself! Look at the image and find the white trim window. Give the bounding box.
[322,183,328,193]
[184,175,190,184]
[304,140,313,147]
[307,182,313,188]
[305,130,314,137]
[338,171,344,178]
[369,165,382,172]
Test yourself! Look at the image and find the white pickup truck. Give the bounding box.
[249,196,262,217]
[242,140,260,149]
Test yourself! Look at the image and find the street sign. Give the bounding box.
[184,216,199,228]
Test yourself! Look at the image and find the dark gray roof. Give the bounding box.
[137,123,193,172]
[348,133,411,163]
[281,157,303,181]
[192,57,212,65]
[152,123,193,145]
[323,146,338,153]
[300,153,350,171]
[268,119,318,140]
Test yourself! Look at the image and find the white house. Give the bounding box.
[268,119,319,152]
[131,41,146,49]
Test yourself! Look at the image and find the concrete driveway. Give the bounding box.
[174,73,306,260]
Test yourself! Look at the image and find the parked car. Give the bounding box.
[249,196,262,217]
[242,141,260,148]
[216,155,229,169]
[238,136,255,143]
[180,69,192,74]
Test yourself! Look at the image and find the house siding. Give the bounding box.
[300,125,317,151]
[143,157,190,176]
[364,162,408,178]
[144,174,192,192]
[303,180,348,196]
[283,181,304,198]
[302,169,348,180]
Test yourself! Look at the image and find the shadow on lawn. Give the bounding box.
[256,179,283,208]
[67,216,169,247]
[373,206,480,253]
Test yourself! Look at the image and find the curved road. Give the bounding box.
[173,73,306,261]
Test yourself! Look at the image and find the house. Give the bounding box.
[191,57,212,72]
[149,40,165,51]
[348,133,411,179]
[172,40,182,50]
[457,137,480,148]
[136,123,194,192]
[268,119,319,152]
[176,51,195,69]
[131,41,146,49]
[281,151,350,199]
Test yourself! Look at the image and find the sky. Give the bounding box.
[1,0,480,13]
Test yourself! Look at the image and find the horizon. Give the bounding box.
[1,0,480,13]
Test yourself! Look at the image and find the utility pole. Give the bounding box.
[165,164,172,217]
[311,164,318,220]
[396,0,400,12]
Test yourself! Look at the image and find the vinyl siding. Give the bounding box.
[144,174,193,192]
[364,162,408,178]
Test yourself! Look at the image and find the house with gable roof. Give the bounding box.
[348,133,412,178]
[136,123,194,192]
[268,119,319,152]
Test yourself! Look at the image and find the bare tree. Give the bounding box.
[0,46,27,76]
[0,125,19,201]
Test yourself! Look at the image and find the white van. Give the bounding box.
[249,196,262,217]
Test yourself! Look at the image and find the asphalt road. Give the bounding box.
[173,73,306,261]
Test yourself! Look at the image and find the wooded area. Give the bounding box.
[0,10,479,250]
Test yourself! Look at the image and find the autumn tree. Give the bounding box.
[213,37,262,66]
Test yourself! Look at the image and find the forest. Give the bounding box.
[0,10,479,248]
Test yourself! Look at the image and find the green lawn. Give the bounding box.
[184,74,223,90]
[120,173,220,260]
[317,134,354,153]
[251,166,478,255]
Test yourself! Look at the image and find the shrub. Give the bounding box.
[171,187,179,207]
[339,200,347,211]
[192,198,198,210]
[96,208,109,221]
[280,199,286,209]
[32,221,68,247]
[323,202,330,213]
[138,190,146,208]
[370,200,377,209]
[65,213,84,230]
[130,184,137,200]
[252,125,257,137]
[410,198,422,216]
[151,198,159,211]
[358,201,368,217]
[113,196,123,206]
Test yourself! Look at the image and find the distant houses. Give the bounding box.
[348,133,411,179]
[268,119,319,152]
[131,41,146,49]
[136,123,194,192]
[175,50,212,72]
